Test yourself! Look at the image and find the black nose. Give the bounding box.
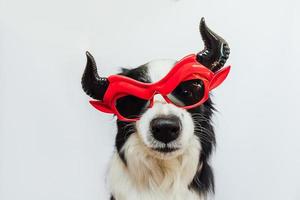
[150,115,181,144]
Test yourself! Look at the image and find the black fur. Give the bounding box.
[120,65,151,83]
[114,63,216,197]
[114,65,151,166]
[187,98,216,195]
[115,120,135,165]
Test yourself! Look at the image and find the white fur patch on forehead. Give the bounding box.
[146,59,177,83]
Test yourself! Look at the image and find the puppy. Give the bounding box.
[81,18,230,200]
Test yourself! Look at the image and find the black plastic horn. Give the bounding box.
[81,51,109,100]
[196,18,230,72]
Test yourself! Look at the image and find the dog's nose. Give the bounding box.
[150,115,181,144]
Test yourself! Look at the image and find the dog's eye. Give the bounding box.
[182,83,202,97]
[167,79,205,107]
[177,80,203,98]
[115,95,150,119]
[182,89,193,97]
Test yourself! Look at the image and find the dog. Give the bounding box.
[81,18,230,200]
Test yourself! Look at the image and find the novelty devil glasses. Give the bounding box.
[81,18,231,122]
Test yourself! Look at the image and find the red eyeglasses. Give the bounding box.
[89,54,230,122]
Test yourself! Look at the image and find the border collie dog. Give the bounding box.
[81,18,230,200]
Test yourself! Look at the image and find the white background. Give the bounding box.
[1,0,300,199]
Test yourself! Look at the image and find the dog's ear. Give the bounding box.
[209,66,231,90]
[120,68,130,75]
[89,100,113,113]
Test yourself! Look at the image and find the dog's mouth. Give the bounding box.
[152,147,179,153]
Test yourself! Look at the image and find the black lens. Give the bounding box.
[115,95,150,119]
[167,79,205,107]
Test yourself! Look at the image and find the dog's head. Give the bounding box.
[81,18,230,164]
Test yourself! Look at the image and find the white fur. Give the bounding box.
[146,59,177,82]
[136,102,195,157]
[107,59,204,199]
[108,133,202,200]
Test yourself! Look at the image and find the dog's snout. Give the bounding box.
[150,115,181,144]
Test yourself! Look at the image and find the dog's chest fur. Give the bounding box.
[108,133,203,200]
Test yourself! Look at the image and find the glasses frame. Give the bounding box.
[89,54,231,122]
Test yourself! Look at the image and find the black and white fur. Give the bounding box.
[81,18,230,200]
